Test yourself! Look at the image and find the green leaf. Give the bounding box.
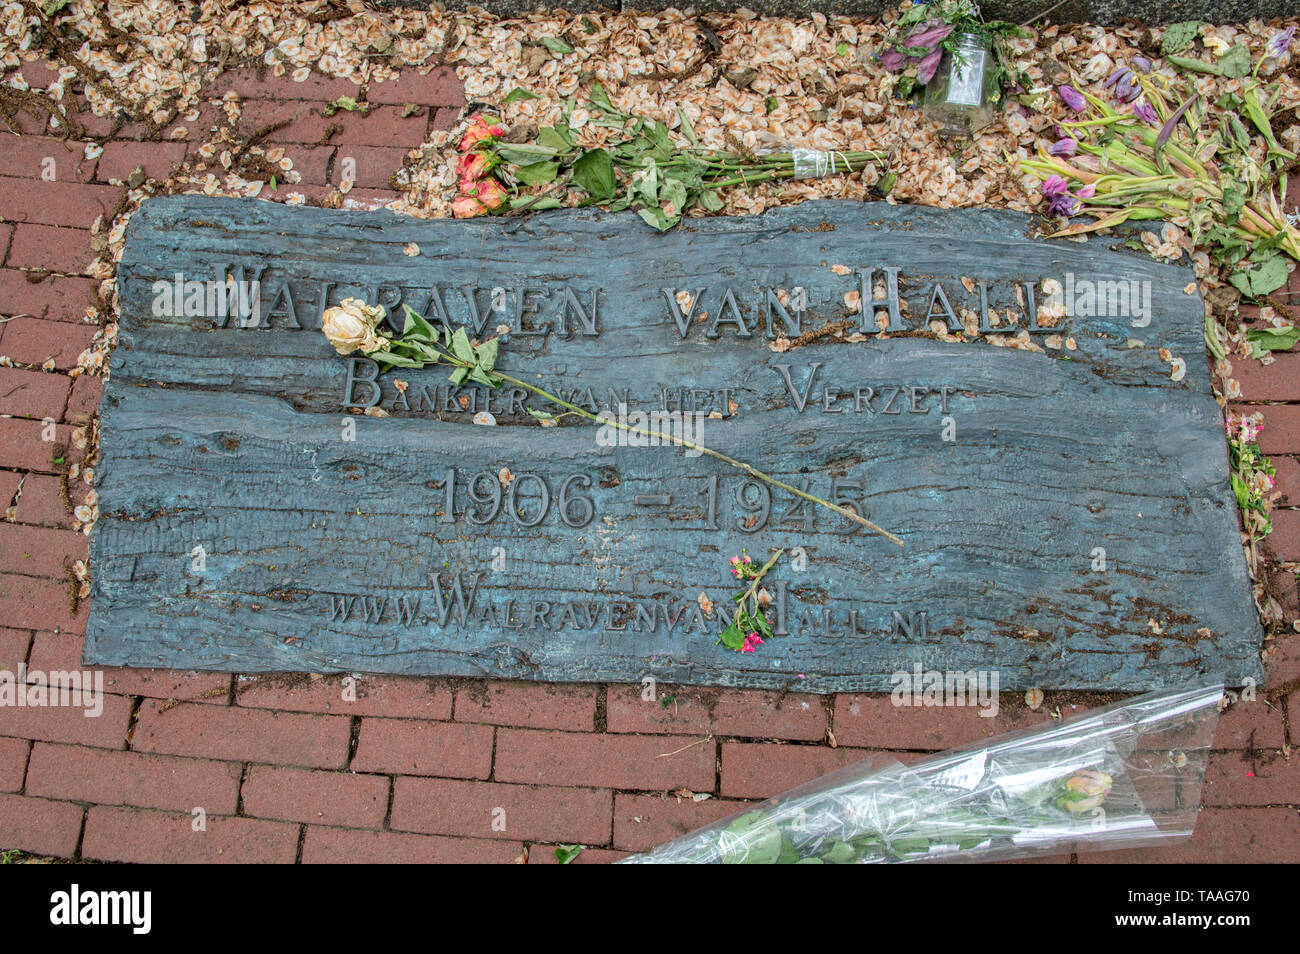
[513,160,560,186]
[448,366,469,386]
[588,82,616,114]
[1218,44,1251,79]
[502,87,540,106]
[1160,21,1200,55]
[836,41,850,57]
[370,350,424,368]
[492,143,561,165]
[540,36,573,55]
[717,621,746,650]
[322,95,368,117]
[527,408,557,421]
[1228,254,1289,297]
[1166,54,1220,75]
[659,176,688,214]
[637,206,670,231]
[555,845,583,864]
[572,148,617,200]
[677,107,697,147]
[537,124,574,151]
[451,327,475,363]
[401,304,437,342]
[698,189,723,212]
[474,337,499,372]
[1247,325,1300,354]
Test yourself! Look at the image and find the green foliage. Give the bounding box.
[1161,21,1200,55]
[1247,325,1300,357]
[554,844,583,864]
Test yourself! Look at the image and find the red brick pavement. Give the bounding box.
[0,57,1296,865]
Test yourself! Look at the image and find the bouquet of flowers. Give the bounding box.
[1021,29,1299,298]
[621,680,1222,863]
[451,85,887,230]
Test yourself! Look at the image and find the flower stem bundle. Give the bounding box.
[451,84,887,230]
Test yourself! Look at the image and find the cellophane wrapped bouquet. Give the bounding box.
[622,680,1222,863]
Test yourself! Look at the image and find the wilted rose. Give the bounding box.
[473,178,507,210]
[452,193,486,218]
[1061,769,1113,812]
[459,113,506,152]
[455,151,491,183]
[321,297,387,355]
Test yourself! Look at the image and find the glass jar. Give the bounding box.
[923,31,996,137]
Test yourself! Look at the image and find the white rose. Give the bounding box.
[321,298,387,355]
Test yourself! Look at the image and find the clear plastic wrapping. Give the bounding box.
[621,680,1222,864]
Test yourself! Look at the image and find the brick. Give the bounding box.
[0,736,30,791]
[351,718,492,779]
[1265,629,1300,689]
[278,145,333,184]
[332,144,409,189]
[1232,354,1300,402]
[495,728,715,792]
[0,417,84,472]
[7,59,65,91]
[0,269,97,322]
[0,690,131,748]
[82,806,299,864]
[0,793,82,857]
[208,66,363,102]
[108,668,232,704]
[1202,749,1300,806]
[64,373,101,423]
[132,699,351,769]
[0,470,20,510]
[364,66,463,106]
[94,141,187,183]
[0,178,120,229]
[613,792,746,852]
[235,672,452,720]
[25,631,81,673]
[0,573,88,632]
[0,367,67,419]
[721,742,892,799]
[832,694,1050,750]
[452,681,595,731]
[1079,808,1300,864]
[1213,699,1285,750]
[528,845,629,864]
[0,135,98,182]
[25,742,241,814]
[1272,456,1300,507]
[431,106,461,131]
[0,625,32,673]
[11,473,84,528]
[238,100,429,147]
[4,224,94,275]
[390,777,611,844]
[1268,509,1300,560]
[302,826,523,864]
[0,317,96,368]
[0,521,87,577]
[1236,403,1300,455]
[241,764,389,828]
[606,685,826,741]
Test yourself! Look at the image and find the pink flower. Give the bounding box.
[455,151,491,183]
[473,178,506,211]
[451,193,486,219]
[916,47,944,85]
[1048,137,1077,157]
[459,113,505,152]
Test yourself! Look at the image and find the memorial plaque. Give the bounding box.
[85,196,1262,690]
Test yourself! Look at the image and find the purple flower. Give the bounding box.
[1048,137,1078,157]
[1041,175,1081,217]
[917,47,945,84]
[1042,174,1070,198]
[904,20,956,51]
[1058,85,1085,112]
[1103,67,1128,89]
[879,48,909,71]
[1132,55,1152,73]
[1076,183,1096,198]
[1268,26,1296,59]
[1132,97,1157,124]
[1115,71,1140,103]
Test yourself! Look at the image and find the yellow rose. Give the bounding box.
[321,298,387,355]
